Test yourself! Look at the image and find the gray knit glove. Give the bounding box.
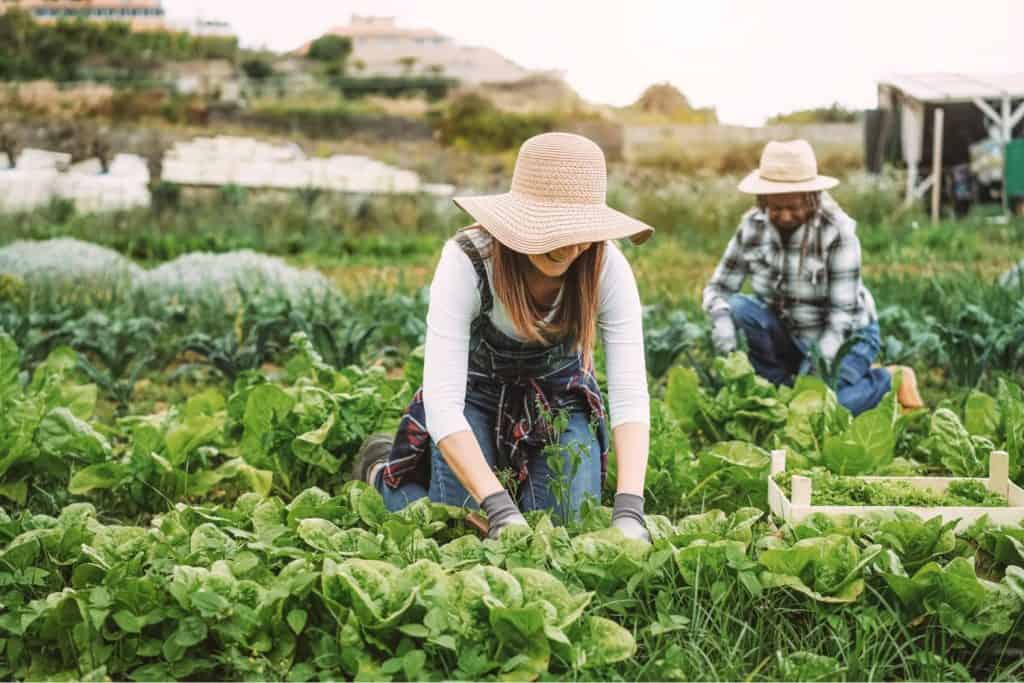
[611,493,650,543]
[481,490,528,540]
[710,311,738,356]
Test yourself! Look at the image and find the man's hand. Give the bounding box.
[611,492,650,544]
[480,490,528,540]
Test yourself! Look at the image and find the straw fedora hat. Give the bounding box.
[738,139,839,195]
[453,132,654,254]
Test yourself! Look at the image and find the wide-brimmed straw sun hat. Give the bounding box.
[453,132,654,254]
[738,139,840,195]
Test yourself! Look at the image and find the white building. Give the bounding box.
[166,16,236,38]
[296,15,541,85]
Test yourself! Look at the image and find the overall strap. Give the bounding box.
[454,232,494,315]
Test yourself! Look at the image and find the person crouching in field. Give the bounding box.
[355,133,655,542]
[702,139,923,414]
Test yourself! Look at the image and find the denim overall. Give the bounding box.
[376,232,609,522]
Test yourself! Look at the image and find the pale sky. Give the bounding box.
[164,0,1019,125]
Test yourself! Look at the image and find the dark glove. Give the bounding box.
[481,490,528,540]
[611,492,651,543]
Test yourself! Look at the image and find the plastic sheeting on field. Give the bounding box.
[138,250,332,308]
[0,152,150,213]
[0,238,143,293]
[161,135,453,196]
[0,170,60,212]
[16,148,72,172]
[0,239,332,310]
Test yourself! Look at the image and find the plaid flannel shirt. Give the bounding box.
[702,194,876,363]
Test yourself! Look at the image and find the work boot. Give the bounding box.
[886,365,924,410]
[352,433,394,486]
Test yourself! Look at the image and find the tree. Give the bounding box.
[426,64,445,77]
[241,58,273,80]
[307,34,352,63]
[630,82,718,124]
[0,123,20,169]
[397,56,418,75]
[768,102,860,125]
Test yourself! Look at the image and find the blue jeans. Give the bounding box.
[729,294,892,416]
[376,393,602,524]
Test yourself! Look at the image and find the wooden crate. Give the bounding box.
[767,449,1024,533]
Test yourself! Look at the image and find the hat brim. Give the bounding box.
[452,192,654,254]
[737,171,839,195]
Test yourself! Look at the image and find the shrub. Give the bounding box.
[431,93,558,152]
[150,181,182,214]
[307,35,352,63]
[241,58,274,80]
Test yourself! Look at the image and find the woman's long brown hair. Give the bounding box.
[466,226,605,366]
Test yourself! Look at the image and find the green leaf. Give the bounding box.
[292,413,341,474]
[240,384,295,463]
[172,616,208,647]
[214,458,273,497]
[0,333,19,404]
[759,535,881,603]
[182,389,226,418]
[286,608,307,635]
[345,481,389,530]
[490,605,545,644]
[36,407,111,462]
[965,390,1000,437]
[870,511,958,573]
[0,480,27,505]
[68,463,128,495]
[112,610,143,634]
[577,615,636,667]
[402,650,426,680]
[918,408,984,476]
[511,567,593,629]
[166,414,223,464]
[129,664,173,682]
[778,651,842,682]
[665,366,700,430]
[823,402,895,475]
[190,590,230,618]
[399,623,429,638]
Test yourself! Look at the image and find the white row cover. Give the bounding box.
[140,249,331,306]
[0,170,59,211]
[68,154,151,182]
[54,175,151,212]
[0,152,150,212]
[165,136,305,164]
[162,157,422,193]
[0,239,332,309]
[0,238,143,290]
[16,148,73,172]
[162,135,450,195]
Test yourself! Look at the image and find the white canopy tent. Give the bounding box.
[878,73,1024,206]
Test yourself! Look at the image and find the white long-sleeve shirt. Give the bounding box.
[422,233,650,444]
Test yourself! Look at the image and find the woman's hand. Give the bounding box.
[437,431,528,538]
[611,492,650,543]
[610,422,651,543]
[481,490,529,539]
